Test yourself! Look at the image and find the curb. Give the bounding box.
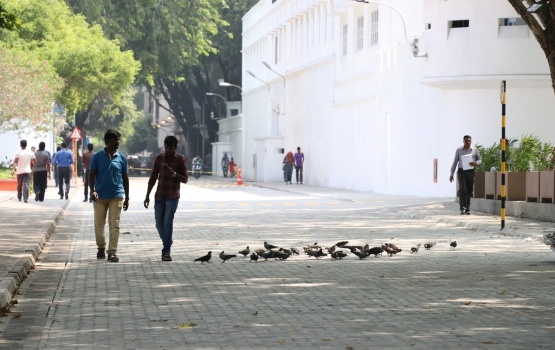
[0,197,69,310]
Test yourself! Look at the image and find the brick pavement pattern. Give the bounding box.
[0,177,554,349]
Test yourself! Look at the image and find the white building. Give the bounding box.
[239,0,555,197]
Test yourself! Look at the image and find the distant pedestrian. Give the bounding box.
[221,153,230,177]
[144,136,188,262]
[283,151,294,185]
[450,135,481,215]
[82,143,94,202]
[229,157,235,177]
[294,146,305,185]
[33,142,51,202]
[89,130,129,263]
[52,146,61,187]
[52,143,74,200]
[12,140,36,202]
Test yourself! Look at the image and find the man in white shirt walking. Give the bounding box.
[12,140,36,203]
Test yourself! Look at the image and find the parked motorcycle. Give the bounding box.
[192,161,202,179]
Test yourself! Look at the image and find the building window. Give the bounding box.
[449,20,469,28]
[356,16,364,51]
[500,17,526,26]
[370,10,379,46]
[342,23,348,56]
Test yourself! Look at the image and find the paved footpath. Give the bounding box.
[0,177,554,349]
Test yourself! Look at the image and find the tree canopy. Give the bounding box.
[66,0,257,157]
[0,0,140,134]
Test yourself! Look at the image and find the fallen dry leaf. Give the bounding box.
[500,291,506,295]
[11,313,22,319]
[463,301,472,305]
[278,339,286,344]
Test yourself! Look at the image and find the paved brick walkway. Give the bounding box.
[1,177,554,349]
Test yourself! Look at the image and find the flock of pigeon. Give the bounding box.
[193,240,458,264]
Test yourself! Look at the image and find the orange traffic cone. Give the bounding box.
[236,166,243,185]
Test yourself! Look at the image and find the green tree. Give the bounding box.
[0,48,63,132]
[507,0,555,94]
[0,2,18,30]
[66,0,257,156]
[0,0,140,121]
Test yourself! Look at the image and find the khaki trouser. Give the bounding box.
[94,198,123,254]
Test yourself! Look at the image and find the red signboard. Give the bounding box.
[70,126,82,140]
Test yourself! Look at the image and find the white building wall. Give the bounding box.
[243,0,555,196]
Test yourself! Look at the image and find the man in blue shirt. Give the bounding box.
[52,143,74,200]
[89,130,130,262]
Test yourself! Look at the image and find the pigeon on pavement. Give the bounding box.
[353,251,369,259]
[450,241,457,250]
[264,241,278,250]
[250,252,259,262]
[331,251,348,259]
[238,246,250,257]
[194,251,212,264]
[219,251,237,263]
[411,244,421,253]
[367,247,384,257]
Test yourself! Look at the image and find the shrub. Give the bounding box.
[476,135,554,172]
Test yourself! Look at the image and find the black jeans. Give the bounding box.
[295,166,303,184]
[83,169,89,199]
[58,167,71,195]
[33,170,48,201]
[457,169,475,211]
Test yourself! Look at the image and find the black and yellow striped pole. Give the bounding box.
[500,81,506,230]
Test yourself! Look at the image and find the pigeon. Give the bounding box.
[290,247,300,255]
[254,248,266,256]
[424,242,436,250]
[219,251,237,263]
[275,251,290,260]
[363,244,370,253]
[343,245,359,254]
[385,243,401,252]
[331,251,348,259]
[411,244,421,253]
[305,242,319,248]
[258,251,273,261]
[279,247,293,256]
[264,241,278,250]
[353,251,369,259]
[382,245,400,257]
[250,252,259,262]
[450,241,457,250]
[325,245,336,254]
[335,240,349,248]
[238,246,250,258]
[367,247,384,257]
[312,248,326,259]
[194,251,212,264]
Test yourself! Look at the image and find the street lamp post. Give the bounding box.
[219,82,243,91]
[351,0,408,41]
[262,61,286,136]
[206,92,228,118]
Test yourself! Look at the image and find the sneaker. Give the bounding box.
[460,210,465,215]
[97,248,106,259]
[162,254,172,262]
[65,192,68,200]
[107,254,119,262]
[83,198,88,202]
[465,210,470,215]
